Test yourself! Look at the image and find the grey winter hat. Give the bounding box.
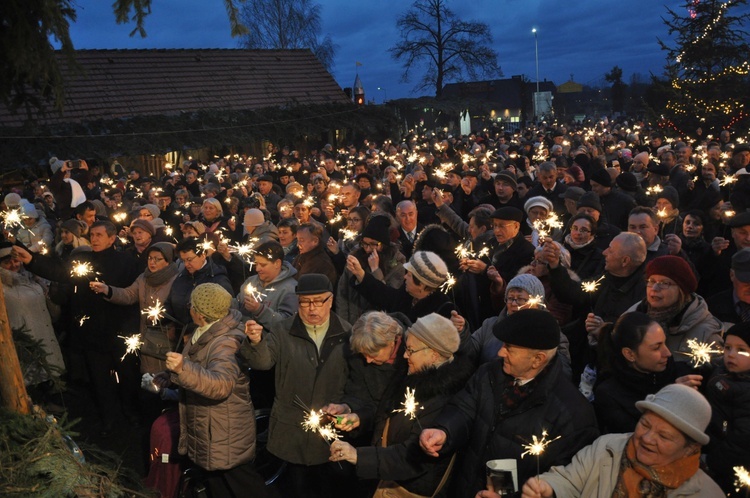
[403,251,449,288]
[407,313,459,358]
[635,384,711,445]
[505,274,545,302]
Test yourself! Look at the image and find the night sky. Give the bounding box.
[65,0,709,101]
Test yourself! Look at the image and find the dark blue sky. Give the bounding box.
[66,0,693,101]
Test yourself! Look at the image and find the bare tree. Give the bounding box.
[238,0,336,73]
[389,0,501,98]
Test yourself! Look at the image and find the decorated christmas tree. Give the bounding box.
[658,0,750,134]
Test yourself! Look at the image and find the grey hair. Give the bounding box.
[350,311,403,356]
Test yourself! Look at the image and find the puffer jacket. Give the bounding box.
[433,356,599,498]
[237,261,298,327]
[541,433,723,497]
[16,217,54,253]
[174,309,255,471]
[627,293,724,361]
[240,312,352,465]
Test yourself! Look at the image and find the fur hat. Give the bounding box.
[130,218,155,237]
[243,208,265,227]
[645,256,698,294]
[407,313,460,358]
[492,308,560,349]
[361,215,391,246]
[403,251,449,288]
[190,283,232,322]
[505,274,545,302]
[635,384,711,445]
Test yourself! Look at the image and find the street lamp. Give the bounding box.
[532,28,539,122]
[377,86,387,104]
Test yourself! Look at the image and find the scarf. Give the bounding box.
[611,436,700,498]
[144,262,179,287]
[646,298,690,332]
[564,233,595,251]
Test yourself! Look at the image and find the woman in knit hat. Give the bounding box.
[625,255,723,361]
[55,219,91,261]
[336,214,406,324]
[522,384,723,498]
[330,313,473,497]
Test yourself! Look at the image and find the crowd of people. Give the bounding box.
[2,118,750,497]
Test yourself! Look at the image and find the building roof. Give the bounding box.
[0,49,350,128]
[442,76,556,110]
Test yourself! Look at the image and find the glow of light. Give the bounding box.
[532,213,563,240]
[119,334,144,361]
[720,175,738,187]
[392,387,422,420]
[656,208,668,219]
[520,430,561,458]
[646,185,664,196]
[476,247,490,258]
[680,339,723,368]
[735,466,750,492]
[197,239,214,253]
[724,210,736,218]
[71,261,95,278]
[440,273,457,293]
[303,197,315,208]
[79,315,90,326]
[581,275,605,293]
[165,226,174,236]
[340,228,358,241]
[522,295,546,310]
[245,282,269,303]
[142,300,166,325]
[1,208,23,229]
[112,212,128,223]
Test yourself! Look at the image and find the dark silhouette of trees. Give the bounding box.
[604,66,626,114]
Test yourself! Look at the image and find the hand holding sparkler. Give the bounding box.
[419,428,447,457]
[165,351,184,374]
[244,320,264,345]
[90,281,109,295]
[521,430,562,486]
[520,476,555,498]
[330,440,358,464]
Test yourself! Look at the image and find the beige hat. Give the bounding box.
[403,251,448,288]
[407,313,459,358]
[243,208,265,227]
[190,283,232,322]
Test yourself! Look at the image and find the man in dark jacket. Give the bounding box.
[487,207,536,285]
[589,168,636,230]
[241,274,353,498]
[13,220,140,434]
[419,310,599,498]
[707,247,750,325]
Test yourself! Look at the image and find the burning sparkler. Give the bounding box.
[646,185,664,196]
[720,175,738,187]
[142,300,166,325]
[119,334,144,361]
[70,261,96,279]
[581,276,605,294]
[112,212,128,223]
[680,339,723,368]
[440,273,456,293]
[1,208,23,229]
[521,430,562,482]
[197,239,215,254]
[244,282,271,303]
[79,315,90,326]
[734,466,750,493]
[532,213,563,240]
[392,387,424,430]
[340,228,358,241]
[521,295,546,310]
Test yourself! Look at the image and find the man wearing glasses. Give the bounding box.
[241,273,354,497]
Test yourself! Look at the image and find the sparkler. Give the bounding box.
[734,466,750,493]
[521,430,562,483]
[112,212,128,223]
[197,239,215,254]
[532,213,563,240]
[70,261,96,279]
[244,282,271,303]
[142,299,166,325]
[79,315,90,326]
[521,295,546,310]
[119,334,144,361]
[294,395,343,467]
[440,273,456,294]
[1,208,23,229]
[229,242,256,264]
[680,339,723,368]
[340,228,358,241]
[646,185,664,196]
[581,276,605,293]
[392,387,424,430]
[720,175,738,187]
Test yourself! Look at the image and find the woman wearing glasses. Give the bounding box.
[563,213,603,281]
[337,215,406,324]
[326,205,372,274]
[625,255,723,363]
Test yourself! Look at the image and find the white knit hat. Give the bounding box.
[635,384,711,445]
[403,251,448,288]
[407,313,459,358]
[523,196,553,215]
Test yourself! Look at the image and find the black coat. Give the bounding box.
[565,241,604,281]
[434,356,599,498]
[489,232,536,284]
[26,246,140,352]
[396,224,425,260]
[600,189,636,230]
[706,289,742,325]
[166,259,234,327]
[356,355,475,497]
[353,273,456,323]
[527,182,568,215]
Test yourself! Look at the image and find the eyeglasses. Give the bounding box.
[347,217,362,223]
[404,346,430,356]
[571,226,591,234]
[646,279,677,290]
[182,255,201,264]
[361,241,382,249]
[298,294,333,308]
[147,256,165,263]
[505,296,529,305]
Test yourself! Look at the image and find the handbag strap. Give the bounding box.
[380,417,457,498]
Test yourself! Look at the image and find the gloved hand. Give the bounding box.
[141,373,161,394]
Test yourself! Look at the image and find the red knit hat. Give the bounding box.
[645,256,698,294]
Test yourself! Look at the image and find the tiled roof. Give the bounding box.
[1,49,350,127]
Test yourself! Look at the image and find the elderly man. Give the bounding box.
[707,247,750,325]
[241,274,352,498]
[256,174,281,221]
[419,309,598,498]
[293,222,337,287]
[589,168,636,230]
[485,207,536,291]
[396,200,423,259]
[526,161,567,214]
[627,206,685,263]
[13,220,140,435]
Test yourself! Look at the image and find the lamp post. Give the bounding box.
[532,27,539,122]
[377,86,387,104]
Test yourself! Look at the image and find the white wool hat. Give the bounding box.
[403,251,448,288]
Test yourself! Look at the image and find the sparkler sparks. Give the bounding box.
[656,208,668,219]
[142,300,166,325]
[720,175,738,187]
[440,273,456,293]
[680,339,723,368]
[520,430,561,458]
[79,315,90,326]
[393,387,423,422]
[532,213,564,239]
[581,276,605,293]
[734,466,750,492]
[70,261,96,279]
[521,295,546,310]
[340,228,358,241]
[197,239,215,254]
[244,282,272,303]
[119,334,144,361]
[1,208,23,229]
[646,185,664,196]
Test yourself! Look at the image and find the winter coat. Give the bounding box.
[239,313,352,465]
[292,244,338,289]
[564,240,604,281]
[174,309,255,472]
[336,246,406,325]
[540,433,723,498]
[705,362,750,495]
[352,273,456,323]
[16,218,54,253]
[627,294,724,361]
[165,259,233,327]
[26,246,140,353]
[356,356,475,497]
[0,268,65,385]
[706,289,742,327]
[489,232,536,285]
[246,220,279,246]
[237,262,298,327]
[433,356,599,498]
[600,189,637,230]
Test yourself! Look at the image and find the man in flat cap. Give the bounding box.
[241,273,353,497]
[419,309,598,498]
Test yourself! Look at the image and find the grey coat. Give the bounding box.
[237,261,298,327]
[541,433,723,497]
[174,309,255,471]
[240,313,352,465]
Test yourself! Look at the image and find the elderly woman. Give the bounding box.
[520,384,723,498]
[519,242,576,327]
[563,213,603,281]
[330,313,472,498]
[90,242,179,374]
[626,255,723,361]
[238,241,298,327]
[523,196,560,246]
[337,215,406,324]
[199,198,230,234]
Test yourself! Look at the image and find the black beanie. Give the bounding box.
[361,215,391,246]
